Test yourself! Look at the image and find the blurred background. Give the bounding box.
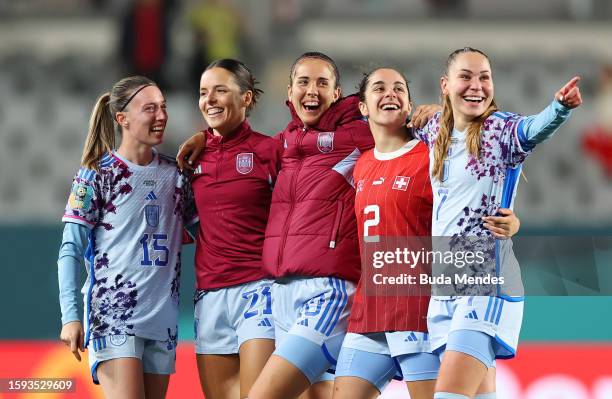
[1,0,611,398]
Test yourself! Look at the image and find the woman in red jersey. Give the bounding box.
[334,67,437,399]
[189,59,282,399]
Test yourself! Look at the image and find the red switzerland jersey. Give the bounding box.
[348,139,433,333]
[191,120,282,290]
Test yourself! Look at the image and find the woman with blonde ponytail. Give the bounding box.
[414,48,583,399]
[81,93,115,171]
[57,76,197,398]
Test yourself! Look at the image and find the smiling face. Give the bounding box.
[441,51,494,130]
[359,68,412,130]
[199,67,251,136]
[117,85,167,147]
[288,58,341,126]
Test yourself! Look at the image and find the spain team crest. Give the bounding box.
[145,204,160,227]
[317,132,334,153]
[236,153,254,174]
[110,334,127,346]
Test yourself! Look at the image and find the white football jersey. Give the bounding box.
[62,150,197,347]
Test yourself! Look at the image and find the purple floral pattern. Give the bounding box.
[90,272,138,337]
[464,117,524,184]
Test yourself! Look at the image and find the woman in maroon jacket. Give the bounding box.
[189,59,282,399]
[251,53,374,399]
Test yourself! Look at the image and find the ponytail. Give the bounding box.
[81,93,115,171]
[80,75,156,171]
[432,95,453,181]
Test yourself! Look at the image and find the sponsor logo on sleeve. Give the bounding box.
[69,183,94,211]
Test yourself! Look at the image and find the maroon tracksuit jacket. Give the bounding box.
[262,95,375,283]
[192,120,282,289]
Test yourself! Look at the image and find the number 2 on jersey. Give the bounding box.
[363,205,380,243]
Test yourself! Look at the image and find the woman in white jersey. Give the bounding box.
[58,76,197,398]
[415,48,582,399]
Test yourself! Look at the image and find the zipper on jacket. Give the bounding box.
[276,126,308,273]
[329,201,343,248]
[216,144,223,181]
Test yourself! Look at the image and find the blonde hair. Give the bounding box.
[81,76,155,171]
[432,48,497,181]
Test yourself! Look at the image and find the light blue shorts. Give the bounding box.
[272,277,356,384]
[335,332,439,392]
[88,334,175,384]
[441,329,497,368]
[194,279,275,354]
[428,296,523,361]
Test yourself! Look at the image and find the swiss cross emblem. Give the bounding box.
[392,176,410,191]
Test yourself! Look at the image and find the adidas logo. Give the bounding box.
[297,319,309,327]
[404,332,418,342]
[465,310,478,320]
[145,191,157,200]
[194,165,202,174]
[258,318,272,327]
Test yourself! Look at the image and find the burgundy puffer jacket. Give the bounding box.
[262,95,374,282]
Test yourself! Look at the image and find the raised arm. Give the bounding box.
[518,76,582,147]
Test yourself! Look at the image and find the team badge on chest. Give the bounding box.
[356,179,365,193]
[317,132,334,153]
[145,204,160,227]
[236,153,254,174]
[392,176,411,191]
